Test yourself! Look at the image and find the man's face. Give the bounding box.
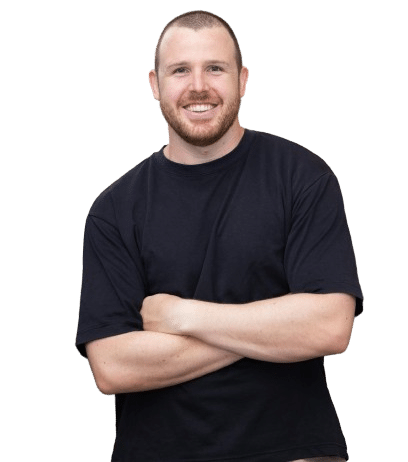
[150,26,248,147]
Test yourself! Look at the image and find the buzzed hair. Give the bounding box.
[154,10,243,75]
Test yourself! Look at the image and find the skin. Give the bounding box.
[149,25,249,165]
[140,292,355,363]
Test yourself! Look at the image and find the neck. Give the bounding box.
[164,120,245,165]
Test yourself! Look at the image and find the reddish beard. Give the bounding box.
[159,89,241,147]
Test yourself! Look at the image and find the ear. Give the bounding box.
[149,70,160,101]
[239,66,249,98]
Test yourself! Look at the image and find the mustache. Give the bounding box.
[180,92,221,105]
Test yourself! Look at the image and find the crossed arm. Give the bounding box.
[86,292,355,394]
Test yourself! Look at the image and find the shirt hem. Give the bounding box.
[113,443,348,462]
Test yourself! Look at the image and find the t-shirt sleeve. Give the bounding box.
[284,172,363,316]
[75,214,145,358]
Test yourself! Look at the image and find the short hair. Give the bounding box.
[154,10,243,75]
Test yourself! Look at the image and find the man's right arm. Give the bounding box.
[86,331,244,395]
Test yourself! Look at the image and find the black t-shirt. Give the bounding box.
[76,129,363,462]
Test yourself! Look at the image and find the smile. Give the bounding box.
[183,104,218,113]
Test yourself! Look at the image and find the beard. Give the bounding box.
[159,88,241,147]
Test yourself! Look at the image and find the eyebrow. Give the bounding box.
[165,60,231,71]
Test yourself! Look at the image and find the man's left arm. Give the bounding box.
[140,292,356,363]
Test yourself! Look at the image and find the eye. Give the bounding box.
[208,65,223,73]
[174,67,188,74]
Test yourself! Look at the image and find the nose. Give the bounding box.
[190,69,209,93]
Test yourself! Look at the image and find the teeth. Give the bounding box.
[185,104,216,112]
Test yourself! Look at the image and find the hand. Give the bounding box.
[140,293,188,335]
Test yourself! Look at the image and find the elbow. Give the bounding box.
[325,329,352,355]
[86,340,129,395]
[93,362,138,395]
[331,337,349,355]
[95,374,116,395]
[86,345,118,395]
[93,366,145,395]
[324,294,355,356]
[85,339,146,394]
[89,363,117,395]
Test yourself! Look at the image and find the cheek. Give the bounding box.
[214,79,238,99]
[161,82,186,104]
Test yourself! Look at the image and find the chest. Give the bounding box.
[139,168,290,301]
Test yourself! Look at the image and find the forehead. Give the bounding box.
[159,26,235,67]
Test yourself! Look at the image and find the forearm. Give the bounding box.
[181,293,355,363]
[86,330,243,395]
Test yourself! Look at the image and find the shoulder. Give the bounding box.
[251,129,332,174]
[250,129,335,191]
[88,156,151,225]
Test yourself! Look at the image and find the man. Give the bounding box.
[76,10,363,462]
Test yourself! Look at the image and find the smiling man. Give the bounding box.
[151,24,246,152]
[75,10,363,462]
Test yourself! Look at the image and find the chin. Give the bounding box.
[178,127,231,147]
[160,97,241,147]
[171,115,238,147]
